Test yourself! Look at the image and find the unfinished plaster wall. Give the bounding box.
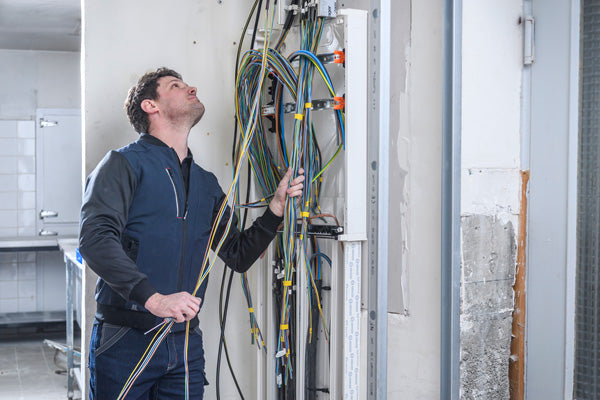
[377,0,444,398]
[460,1,523,398]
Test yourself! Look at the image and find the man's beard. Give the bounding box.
[190,105,205,127]
[166,103,205,128]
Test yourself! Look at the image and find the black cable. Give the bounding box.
[217,1,264,398]
[305,237,323,400]
[249,0,264,52]
[217,265,245,398]
[216,268,242,400]
[275,0,299,49]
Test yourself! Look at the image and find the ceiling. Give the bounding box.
[0,0,81,52]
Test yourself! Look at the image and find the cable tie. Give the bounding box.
[283,280,292,287]
[300,211,309,218]
[248,307,254,313]
[294,113,303,120]
[280,324,289,330]
[299,234,303,240]
[305,102,312,109]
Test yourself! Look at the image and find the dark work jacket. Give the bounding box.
[79,133,282,332]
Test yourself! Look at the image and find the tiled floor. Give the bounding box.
[0,331,81,400]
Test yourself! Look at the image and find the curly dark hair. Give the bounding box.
[124,67,182,133]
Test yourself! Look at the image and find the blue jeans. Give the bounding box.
[89,320,208,399]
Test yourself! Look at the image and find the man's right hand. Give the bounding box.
[144,292,201,323]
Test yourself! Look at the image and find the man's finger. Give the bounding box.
[291,176,305,185]
[182,306,196,321]
[188,295,201,307]
[282,168,293,182]
[288,184,304,193]
[173,312,185,323]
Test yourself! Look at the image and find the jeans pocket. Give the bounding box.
[192,325,202,338]
[96,322,131,357]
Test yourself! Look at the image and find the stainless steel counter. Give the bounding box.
[58,238,83,399]
[0,236,75,252]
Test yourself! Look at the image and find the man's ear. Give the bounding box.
[141,99,158,115]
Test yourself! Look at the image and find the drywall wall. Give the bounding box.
[379,0,443,398]
[460,1,523,398]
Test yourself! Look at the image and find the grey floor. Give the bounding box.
[0,332,81,400]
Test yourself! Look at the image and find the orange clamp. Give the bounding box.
[333,96,345,110]
[334,50,345,64]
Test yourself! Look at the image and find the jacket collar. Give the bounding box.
[139,132,193,160]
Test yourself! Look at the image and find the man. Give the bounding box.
[79,67,304,399]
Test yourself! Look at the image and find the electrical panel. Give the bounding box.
[224,3,367,399]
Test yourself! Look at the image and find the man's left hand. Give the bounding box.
[269,168,305,217]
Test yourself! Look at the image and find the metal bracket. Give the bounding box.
[524,16,535,65]
[276,223,344,239]
[318,50,345,65]
[262,98,344,116]
[40,118,59,128]
[40,209,59,219]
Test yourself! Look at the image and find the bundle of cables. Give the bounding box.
[233,3,345,396]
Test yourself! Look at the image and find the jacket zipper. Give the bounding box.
[165,168,181,218]
[178,215,187,292]
[169,149,189,293]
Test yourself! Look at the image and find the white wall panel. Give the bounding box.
[462,1,523,170]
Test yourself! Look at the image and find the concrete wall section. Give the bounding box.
[460,215,516,399]
[460,0,523,398]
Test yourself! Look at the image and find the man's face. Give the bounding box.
[154,76,205,127]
